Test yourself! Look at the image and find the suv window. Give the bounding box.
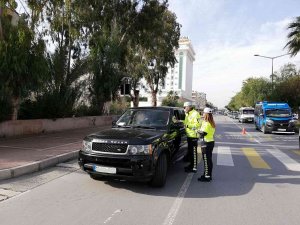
[116,109,170,127]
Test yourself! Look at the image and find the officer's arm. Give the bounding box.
[198,130,207,138]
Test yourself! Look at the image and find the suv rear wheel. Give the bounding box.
[149,153,168,187]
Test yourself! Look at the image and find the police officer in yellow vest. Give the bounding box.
[183,102,202,173]
[198,107,216,182]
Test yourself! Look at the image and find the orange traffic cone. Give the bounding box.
[242,128,246,135]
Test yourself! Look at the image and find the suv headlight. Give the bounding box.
[266,119,273,125]
[128,145,152,155]
[82,140,92,152]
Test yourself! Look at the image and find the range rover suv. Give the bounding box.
[78,107,187,187]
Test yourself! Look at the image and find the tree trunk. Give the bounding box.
[0,7,3,39]
[11,96,20,121]
[151,91,157,107]
[133,89,139,107]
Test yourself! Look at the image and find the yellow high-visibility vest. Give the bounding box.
[184,109,202,138]
[200,121,215,142]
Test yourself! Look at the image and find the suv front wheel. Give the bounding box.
[149,153,168,187]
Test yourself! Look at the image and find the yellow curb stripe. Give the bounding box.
[242,148,271,169]
[293,150,300,156]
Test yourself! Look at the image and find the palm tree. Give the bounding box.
[285,16,300,56]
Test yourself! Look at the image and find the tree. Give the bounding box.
[227,78,272,110]
[272,63,300,111]
[141,3,181,106]
[0,4,49,120]
[161,91,182,107]
[274,63,298,82]
[27,0,89,118]
[285,16,300,56]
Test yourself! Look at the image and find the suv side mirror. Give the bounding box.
[112,120,117,126]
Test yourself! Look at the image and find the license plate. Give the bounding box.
[248,119,253,121]
[93,165,116,174]
[278,128,286,131]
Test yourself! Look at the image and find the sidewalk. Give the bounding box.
[0,125,110,181]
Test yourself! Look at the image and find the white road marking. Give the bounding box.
[162,173,194,225]
[103,209,122,224]
[216,146,234,166]
[216,141,297,149]
[267,147,300,172]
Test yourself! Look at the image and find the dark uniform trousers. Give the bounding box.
[187,137,198,170]
[202,141,215,177]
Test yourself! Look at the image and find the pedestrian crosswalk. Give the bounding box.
[242,148,270,169]
[212,146,300,172]
[215,146,234,166]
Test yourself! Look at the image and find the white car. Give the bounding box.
[238,107,254,123]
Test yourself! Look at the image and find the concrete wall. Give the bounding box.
[0,116,119,138]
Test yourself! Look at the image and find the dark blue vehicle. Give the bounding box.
[254,101,297,134]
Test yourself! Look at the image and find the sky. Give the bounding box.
[168,0,300,108]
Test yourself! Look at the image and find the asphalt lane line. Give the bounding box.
[242,148,271,169]
[162,145,203,225]
[267,148,300,172]
[216,146,234,166]
[162,173,194,225]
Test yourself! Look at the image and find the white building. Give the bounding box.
[192,91,207,110]
[139,37,196,106]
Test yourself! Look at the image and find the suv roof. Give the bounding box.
[129,106,183,110]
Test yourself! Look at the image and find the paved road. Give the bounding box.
[1,115,299,225]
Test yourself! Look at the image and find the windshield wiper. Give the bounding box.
[115,125,132,128]
[132,125,156,130]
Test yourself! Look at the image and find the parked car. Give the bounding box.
[238,107,254,123]
[78,106,187,187]
[232,111,239,119]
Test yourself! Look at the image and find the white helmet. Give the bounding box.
[183,102,193,107]
[204,107,213,114]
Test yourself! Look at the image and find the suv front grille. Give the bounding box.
[92,143,128,154]
[273,120,289,125]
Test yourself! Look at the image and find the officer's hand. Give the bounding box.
[172,116,178,123]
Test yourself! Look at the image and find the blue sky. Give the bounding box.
[168,0,300,108]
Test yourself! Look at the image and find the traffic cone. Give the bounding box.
[242,128,246,135]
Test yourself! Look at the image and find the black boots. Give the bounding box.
[184,166,197,173]
[197,175,212,182]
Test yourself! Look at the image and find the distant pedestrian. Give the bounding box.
[183,102,202,173]
[198,107,216,182]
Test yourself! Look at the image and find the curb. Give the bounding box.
[0,150,79,181]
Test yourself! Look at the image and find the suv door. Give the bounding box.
[172,109,187,149]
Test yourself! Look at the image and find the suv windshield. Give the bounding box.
[266,109,291,117]
[242,110,254,114]
[116,109,170,128]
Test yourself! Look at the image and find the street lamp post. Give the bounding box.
[254,53,291,92]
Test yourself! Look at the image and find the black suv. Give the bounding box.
[78,106,187,187]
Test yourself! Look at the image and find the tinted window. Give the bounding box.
[116,109,170,127]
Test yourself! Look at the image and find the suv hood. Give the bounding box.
[87,128,164,145]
